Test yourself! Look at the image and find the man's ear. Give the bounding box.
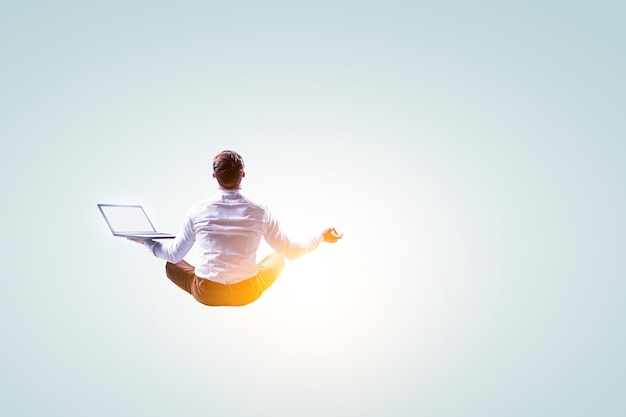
[242,172,246,178]
[212,173,216,178]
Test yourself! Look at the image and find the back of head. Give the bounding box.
[213,150,245,189]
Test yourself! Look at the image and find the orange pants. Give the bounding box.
[165,253,285,306]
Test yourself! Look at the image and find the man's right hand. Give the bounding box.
[323,228,343,243]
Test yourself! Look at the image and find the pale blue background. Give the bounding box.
[1,1,624,416]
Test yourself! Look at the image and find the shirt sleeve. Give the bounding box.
[263,210,323,260]
[143,211,195,263]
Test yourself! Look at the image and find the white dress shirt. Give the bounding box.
[143,190,323,284]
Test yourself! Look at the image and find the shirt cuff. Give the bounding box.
[143,240,158,254]
[313,233,324,248]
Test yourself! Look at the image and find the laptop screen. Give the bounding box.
[99,205,156,233]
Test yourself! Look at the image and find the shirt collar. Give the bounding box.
[216,189,243,199]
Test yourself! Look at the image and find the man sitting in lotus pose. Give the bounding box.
[131,150,342,306]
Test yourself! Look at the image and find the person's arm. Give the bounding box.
[129,212,196,263]
[263,211,342,260]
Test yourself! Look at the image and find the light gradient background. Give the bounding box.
[1,1,624,416]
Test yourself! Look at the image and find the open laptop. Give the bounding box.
[98,204,176,239]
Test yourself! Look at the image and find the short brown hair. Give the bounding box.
[213,150,245,189]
